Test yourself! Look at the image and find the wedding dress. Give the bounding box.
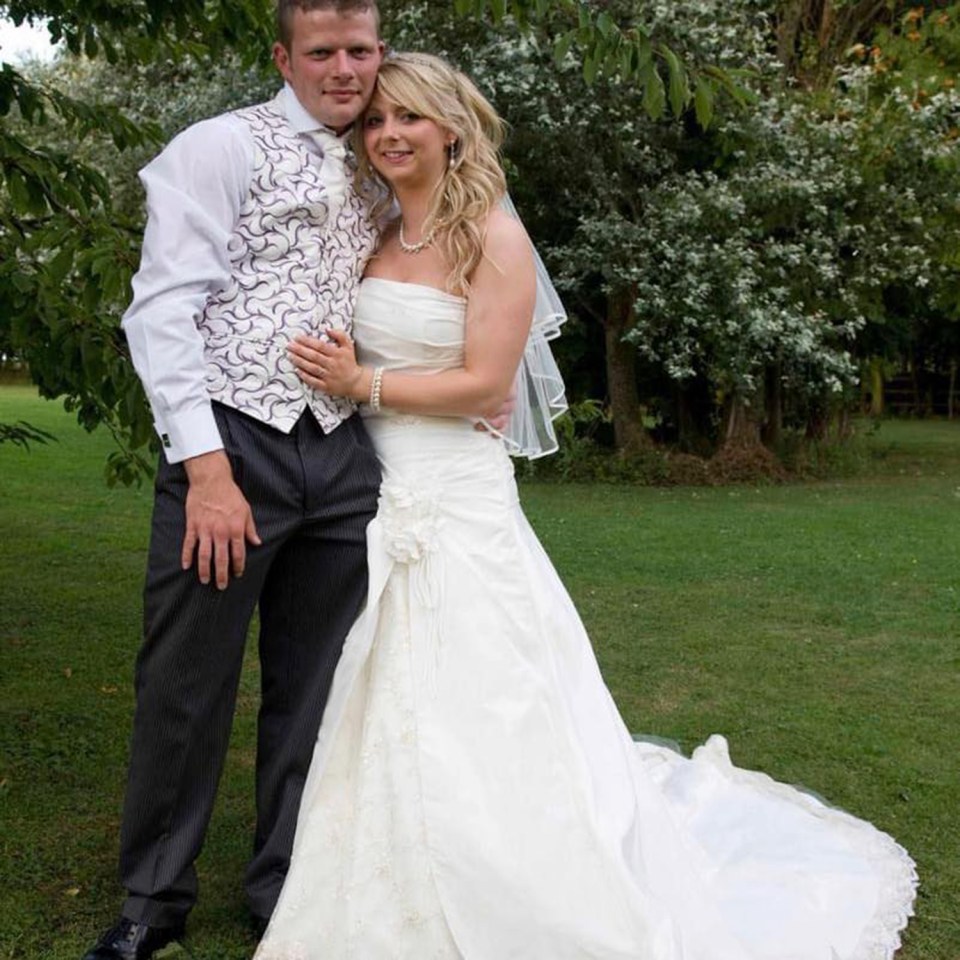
[254,278,917,960]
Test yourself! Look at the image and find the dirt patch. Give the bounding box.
[708,441,789,485]
[663,452,714,486]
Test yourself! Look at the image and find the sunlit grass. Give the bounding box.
[2,387,957,959]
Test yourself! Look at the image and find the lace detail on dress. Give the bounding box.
[253,942,309,960]
[255,563,460,960]
[688,736,919,960]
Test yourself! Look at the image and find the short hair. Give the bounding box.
[276,0,380,49]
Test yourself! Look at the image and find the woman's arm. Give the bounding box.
[288,209,535,419]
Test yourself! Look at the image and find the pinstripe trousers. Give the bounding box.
[118,403,381,926]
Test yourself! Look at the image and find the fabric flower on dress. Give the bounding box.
[379,479,442,565]
[378,477,447,694]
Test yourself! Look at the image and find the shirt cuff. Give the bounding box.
[155,403,224,464]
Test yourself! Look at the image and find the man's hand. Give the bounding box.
[475,387,517,434]
[182,450,261,590]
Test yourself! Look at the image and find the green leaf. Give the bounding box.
[101,34,119,65]
[620,39,637,78]
[508,0,528,26]
[661,44,690,116]
[694,76,716,129]
[602,35,624,78]
[583,50,598,86]
[64,28,82,56]
[46,248,76,286]
[10,271,34,294]
[0,420,57,449]
[15,79,44,124]
[635,35,653,73]
[82,278,101,312]
[6,168,40,215]
[703,65,757,107]
[554,30,575,67]
[641,62,666,120]
[84,25,99,59]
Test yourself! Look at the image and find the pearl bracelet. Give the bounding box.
[369,366,384,412]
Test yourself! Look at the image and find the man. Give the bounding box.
[83,3,385,957]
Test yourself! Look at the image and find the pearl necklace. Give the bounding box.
[398,221,435,255]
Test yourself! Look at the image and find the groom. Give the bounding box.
[83,2,386,958]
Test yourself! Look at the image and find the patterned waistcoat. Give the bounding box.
[198,96,379,434]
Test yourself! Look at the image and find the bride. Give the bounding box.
[254,52,917,959]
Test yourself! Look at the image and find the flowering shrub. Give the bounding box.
[840,5,960,399]
[435,0,960,447]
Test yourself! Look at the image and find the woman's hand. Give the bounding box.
[288,329,370,401]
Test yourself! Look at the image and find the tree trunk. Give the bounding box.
[776,0,899,82]
[818,0,835,47]
[724,391,763,447]
[604,291,649,455]
[676,375,715,456]
[776,0,805,73]
[949,359,957,421]
[909,351,928,416]
[805,390,830,441]
[712,389,788,482]
[868,357,885,417]
[761,362,783,449]
[835,403,853,441]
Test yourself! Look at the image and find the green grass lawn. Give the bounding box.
[2,386,958,959]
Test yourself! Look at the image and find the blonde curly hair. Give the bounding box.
[353,51,507,296]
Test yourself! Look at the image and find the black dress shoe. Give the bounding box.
[82,917,185,960]
[250,914,269,939]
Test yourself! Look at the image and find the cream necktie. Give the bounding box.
[307,129,348,225]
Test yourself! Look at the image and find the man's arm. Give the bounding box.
[123,115,251,461]
[124,115,260,589]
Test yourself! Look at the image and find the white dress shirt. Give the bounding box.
[122,85,352,463]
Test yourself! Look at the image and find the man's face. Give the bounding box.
[273,7,384,133]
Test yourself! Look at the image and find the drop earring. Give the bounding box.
[448,140,458,170]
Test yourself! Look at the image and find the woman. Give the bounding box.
[254,52,917,959]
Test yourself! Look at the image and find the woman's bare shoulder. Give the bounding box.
[482,206,533,267]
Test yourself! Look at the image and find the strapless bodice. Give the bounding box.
[351,276,514,491]
[354,277,466,376]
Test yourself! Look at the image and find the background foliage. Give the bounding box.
[1,0,958,482]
